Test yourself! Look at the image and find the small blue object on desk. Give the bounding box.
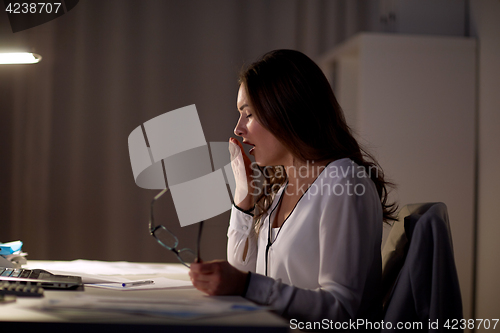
[0,241,23,256]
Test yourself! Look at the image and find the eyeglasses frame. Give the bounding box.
[149,188,203,268]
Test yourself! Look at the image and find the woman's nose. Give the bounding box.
[234,118,245,137]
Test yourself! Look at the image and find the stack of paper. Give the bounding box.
[23,259,193,290]
[24,259,189,275]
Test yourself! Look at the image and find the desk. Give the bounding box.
[0,261,289,332]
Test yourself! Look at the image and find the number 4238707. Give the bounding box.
[5,2,62,14]
[444,319,499,330]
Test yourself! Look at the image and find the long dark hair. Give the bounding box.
[239,49,398,224]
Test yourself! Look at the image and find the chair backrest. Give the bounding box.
[380,204,410,307]
[381,202,463,331]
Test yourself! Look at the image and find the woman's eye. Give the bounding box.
[246,114,252,118]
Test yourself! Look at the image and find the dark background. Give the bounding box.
[1,0,499,323]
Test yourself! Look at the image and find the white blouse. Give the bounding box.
[227,158,383,322]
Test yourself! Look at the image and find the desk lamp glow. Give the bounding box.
[0,52,42,64]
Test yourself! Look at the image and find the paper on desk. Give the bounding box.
[22,260,191,285]
[24,259,189,275]
[21,269,192,288]
[32,270,134,284]
[86,277,193,290]
[41,294,266,319]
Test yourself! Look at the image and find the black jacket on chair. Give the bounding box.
[383,203,463,332]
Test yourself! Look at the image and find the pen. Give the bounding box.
[122,280,154,287]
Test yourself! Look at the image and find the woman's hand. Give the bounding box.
[189,260,248,296]
[229,138,254,210]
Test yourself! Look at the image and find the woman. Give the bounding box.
[189,49,397,323]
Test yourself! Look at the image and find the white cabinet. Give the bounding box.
[319,33,476,319]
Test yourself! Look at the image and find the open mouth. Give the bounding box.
[243,141,255,155]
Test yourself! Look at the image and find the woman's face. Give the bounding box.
[234,84,291,167]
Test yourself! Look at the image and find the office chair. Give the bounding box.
[381,202,464,332]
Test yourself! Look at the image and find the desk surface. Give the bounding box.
[0,261,289,332]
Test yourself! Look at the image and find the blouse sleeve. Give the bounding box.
[226,205,258,272]
[243,175,382,323]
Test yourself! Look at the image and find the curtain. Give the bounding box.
[1,0,371,262]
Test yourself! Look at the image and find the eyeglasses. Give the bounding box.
[149,188,203,268]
